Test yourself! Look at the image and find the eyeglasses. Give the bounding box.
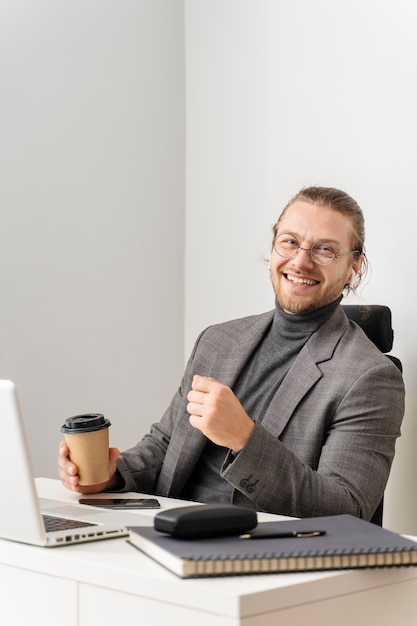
[274,235,361,266]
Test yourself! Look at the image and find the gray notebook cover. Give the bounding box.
[127,514,417,578]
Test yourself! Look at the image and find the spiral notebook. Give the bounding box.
[127,514,417,578]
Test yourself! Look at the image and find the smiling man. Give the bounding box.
[270,193,363,315]
[58,187,405,522]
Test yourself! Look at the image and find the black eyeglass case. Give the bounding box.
[154,503,258,539]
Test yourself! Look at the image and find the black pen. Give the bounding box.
[239,530,326,539]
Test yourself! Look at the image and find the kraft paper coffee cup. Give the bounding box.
[61,414,111,485]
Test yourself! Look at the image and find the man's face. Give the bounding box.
[270,200,361,315]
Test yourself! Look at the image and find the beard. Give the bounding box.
[277,293,323,315]
[272,274,345,316]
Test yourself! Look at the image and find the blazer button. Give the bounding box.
[240,475,258,493]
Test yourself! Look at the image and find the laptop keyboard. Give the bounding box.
[43,514,97,532]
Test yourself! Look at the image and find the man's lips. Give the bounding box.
[284,273,320,286]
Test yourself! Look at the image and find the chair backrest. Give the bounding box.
[343,304,402,371]
[342,304,402,526]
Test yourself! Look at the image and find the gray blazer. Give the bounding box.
[117,306,405,520]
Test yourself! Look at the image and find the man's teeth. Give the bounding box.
[287,274,318,286]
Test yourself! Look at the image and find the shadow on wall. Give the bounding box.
[384,378,417,535]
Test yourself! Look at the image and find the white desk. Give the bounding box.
[1,478,417,626]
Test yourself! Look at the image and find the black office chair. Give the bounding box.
[342,304,402,526]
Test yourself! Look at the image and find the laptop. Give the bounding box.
[0,379,152,547]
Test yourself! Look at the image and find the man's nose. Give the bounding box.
[292,246,315,268]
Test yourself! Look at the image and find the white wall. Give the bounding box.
[185,0,417,533]
[0,1,185,477]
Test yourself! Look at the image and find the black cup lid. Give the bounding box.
[61,413,111,434]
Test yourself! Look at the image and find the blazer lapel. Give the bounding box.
[204,310,275,388]
[261,343,322,437]
[159,416,208,497]
[262,307,349,438]
[158,311,275,496]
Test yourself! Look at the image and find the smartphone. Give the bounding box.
[79,498,161,509]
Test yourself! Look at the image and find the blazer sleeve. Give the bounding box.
[221,356,404,520]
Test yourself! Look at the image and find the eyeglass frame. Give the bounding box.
[273,234,362,266]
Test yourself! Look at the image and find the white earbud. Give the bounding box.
[268,257,271,270]
[350,270,357,287]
